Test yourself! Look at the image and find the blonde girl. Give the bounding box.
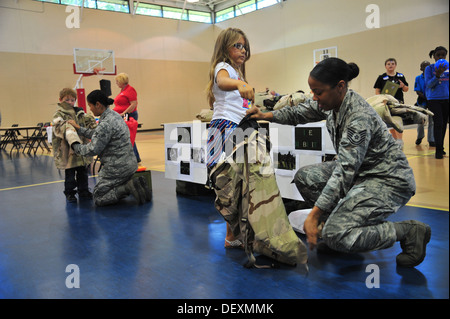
[206,28,254,248]
[206,27,254,168]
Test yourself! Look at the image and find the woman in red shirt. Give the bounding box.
[114,73,141,165]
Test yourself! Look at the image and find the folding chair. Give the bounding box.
[27,123,51,155]
[23,123,43,154]
[1,124,20,151]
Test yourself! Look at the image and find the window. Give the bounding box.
[215,7,235,23]
[83,0,98,9]
[215,0,282,23]
[60,0,77,4]
[34,0,281,24]
[188,10,212,24]
[236,1,256,17]
[96,0,129,13]
[135,3,162,17]
[257,0,279,9]
[162,7,188,20]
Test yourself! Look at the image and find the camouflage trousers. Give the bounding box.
[294,161,414,253]
[93,170,134,206]
[210,129,308,266]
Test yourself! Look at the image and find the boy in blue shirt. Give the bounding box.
[425,46,449,159]
[414,61,433,146]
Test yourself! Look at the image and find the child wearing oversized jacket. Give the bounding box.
[52,88,97,202]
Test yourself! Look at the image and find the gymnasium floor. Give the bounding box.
[0,128,448,300]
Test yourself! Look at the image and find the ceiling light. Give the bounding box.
[186,0,200,3]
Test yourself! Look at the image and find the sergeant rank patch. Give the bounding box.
[347,127,367,146]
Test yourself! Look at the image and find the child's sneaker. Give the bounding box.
[66,194,77,202]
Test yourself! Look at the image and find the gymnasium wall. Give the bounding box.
[0,0,215,129]
[0,0,448,129]
[218,0,449,106]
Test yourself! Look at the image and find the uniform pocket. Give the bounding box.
[211,163,242,221]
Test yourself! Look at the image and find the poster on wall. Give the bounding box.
[313,46,338,66]
[272,147,297,177]
[191,146,206,167]
[164,122,208,183]
[292,122,327,155]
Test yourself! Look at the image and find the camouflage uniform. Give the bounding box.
[210,124,308,266]
[273,90,416,253]
[52,102,97,197]
[71,108,138,206]
[52,102,97,170]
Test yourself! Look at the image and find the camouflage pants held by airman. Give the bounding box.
[294,161,413,253]
[211,129,308,266]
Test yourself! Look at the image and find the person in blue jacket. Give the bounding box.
[425,46,449,159]
[414,61,433,146]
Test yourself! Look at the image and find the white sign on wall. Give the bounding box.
[313,46,338,66]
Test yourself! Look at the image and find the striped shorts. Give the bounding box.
[206,119,238,168]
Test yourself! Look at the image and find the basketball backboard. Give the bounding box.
[73,48,116,75]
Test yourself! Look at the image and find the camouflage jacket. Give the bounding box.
[52,102,97,170]
[73,108,137,179]
[273,90,416,213]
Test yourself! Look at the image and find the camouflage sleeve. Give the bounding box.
[76,114,97,139]
[65,123,82,146]
[315,113,372,212]
[78,126,95,139]
[82,114,98,130]
[73,121,112,157]
[52,112,67,140]
[272,98,327,125]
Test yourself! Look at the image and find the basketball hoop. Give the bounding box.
[93,67,106,75]
[73,48,116,111]
[73,65,111,77]
[73,48,116,76]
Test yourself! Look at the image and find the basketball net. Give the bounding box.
[93,67,106,75]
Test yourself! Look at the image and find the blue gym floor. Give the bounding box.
[0,152,448,300]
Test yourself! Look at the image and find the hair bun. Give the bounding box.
[347,62,359,81]
[107,98,115,106]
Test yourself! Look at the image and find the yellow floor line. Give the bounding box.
[406,151,436,160]
[406,203,449,212]
[0,180,64,191]
[0,175,98,192]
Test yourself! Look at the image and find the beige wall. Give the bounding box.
[0,1,213,129]
[0,0,448,128]
[0,51,210,129]
[218,0,449,106]
[217,0,449,53]
[247,13,449,106]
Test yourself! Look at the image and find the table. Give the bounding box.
[0,125,50,155]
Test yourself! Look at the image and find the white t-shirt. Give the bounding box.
[212,62,250,124]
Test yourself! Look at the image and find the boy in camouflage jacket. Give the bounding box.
[52,88,97,202]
